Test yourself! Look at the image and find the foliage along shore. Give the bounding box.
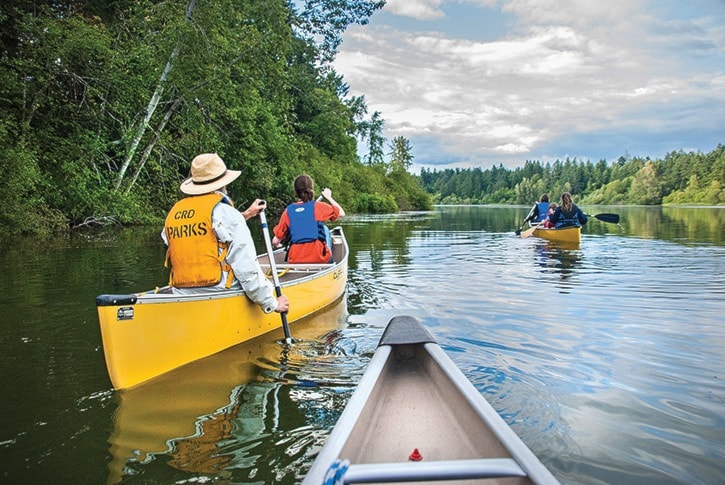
[1,2,720,240]
[0,0,431,238]
[421,144,724,207]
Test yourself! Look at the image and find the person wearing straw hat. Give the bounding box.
[162,153,289,314]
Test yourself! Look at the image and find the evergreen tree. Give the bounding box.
[389,136,413,173]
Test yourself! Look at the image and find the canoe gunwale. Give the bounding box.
[306,345,391,480]
[426,342,559,483]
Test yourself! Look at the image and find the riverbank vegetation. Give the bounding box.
[420,145,724,206]
[0,0,431,237]
[2,2,720,239]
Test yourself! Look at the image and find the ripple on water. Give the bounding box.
[340,229,725,484]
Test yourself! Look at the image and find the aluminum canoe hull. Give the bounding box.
[97,227,348,390]
[304,315,559,485]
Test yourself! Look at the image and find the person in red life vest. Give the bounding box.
[541,202,558,228]
[271,174,345,264]
[162,153,289,315]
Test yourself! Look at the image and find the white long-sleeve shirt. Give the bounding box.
[161,195,278,313]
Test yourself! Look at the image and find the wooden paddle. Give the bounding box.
[520,222,542,238]
[259,202,292,343]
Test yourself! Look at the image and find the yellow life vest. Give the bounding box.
[164,193,234,288]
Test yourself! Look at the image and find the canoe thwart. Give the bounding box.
[339,457,527,483]
[259,262,335,270]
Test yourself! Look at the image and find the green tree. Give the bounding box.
[388,136,413,173]
[629,161,662,204]
[362,111,386,166]
[291,0,386,63]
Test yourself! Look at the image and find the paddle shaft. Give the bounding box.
[258,205,292,342]
[515,205,536,235]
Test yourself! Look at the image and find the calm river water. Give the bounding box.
[0,206,723,484]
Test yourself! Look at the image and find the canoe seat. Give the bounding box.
[259,262,334,273]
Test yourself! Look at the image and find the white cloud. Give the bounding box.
[335,0,725,168]
[384,0,446,20]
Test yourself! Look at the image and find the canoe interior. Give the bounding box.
[337,344,533,484]
[343,344,512,464]
[304,316,559,484]
[257,229,347,285]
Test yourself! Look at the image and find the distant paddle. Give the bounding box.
[514,218,529,236]
[259,201,292,344]
[587,213,620,224]
[520,222,542,238]
[515,206,535,235]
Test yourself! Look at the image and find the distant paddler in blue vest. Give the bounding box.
[272,174,345,264]
[162,153,289,315]
[526,193,551,224]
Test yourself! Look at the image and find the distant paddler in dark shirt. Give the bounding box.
[549,192,588,228]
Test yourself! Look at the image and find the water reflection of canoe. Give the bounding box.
[96,227,348,390]
[107,298,348,484]
[530,223,581,244]
[304,315,559,485]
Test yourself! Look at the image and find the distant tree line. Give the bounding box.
[0,0,431,238]
[419,145,725,206]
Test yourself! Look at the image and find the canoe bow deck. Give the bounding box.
[96,227,348,390]
[304,316,559,485]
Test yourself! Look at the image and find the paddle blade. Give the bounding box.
[520,225,539,238]
[593,213,620,224]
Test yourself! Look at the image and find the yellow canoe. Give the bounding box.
[532,225,581,244]
[96,227,348,390]
[106,298,348,482]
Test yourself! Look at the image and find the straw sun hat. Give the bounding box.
[179,153,241,195]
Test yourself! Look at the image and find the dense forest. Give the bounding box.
[2,2,720,239]
[420,145,725,206]
[0,0,431,237]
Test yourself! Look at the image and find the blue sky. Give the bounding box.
[332,0,725,171]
